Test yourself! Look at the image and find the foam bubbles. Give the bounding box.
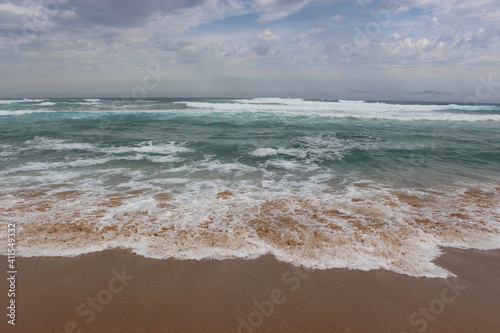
[1,181,499,278]
[25,137,95,151]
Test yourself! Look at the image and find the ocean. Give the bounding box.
[0,97,499,277]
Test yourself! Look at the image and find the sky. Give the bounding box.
[0,0,499,102]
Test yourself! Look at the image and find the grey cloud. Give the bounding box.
[160,40,196,52]
[252,41,270,56]
[408,90,452,96]
[349,89,379,94]
[0,11,24,35]
[58,0,207,28]
[251,28,279,56]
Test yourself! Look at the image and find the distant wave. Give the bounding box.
[338,99,366,103]
[177,98,500,122]
[2,98,498,122]
[0,98,46,104]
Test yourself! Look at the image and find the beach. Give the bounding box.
[2,248,500,332]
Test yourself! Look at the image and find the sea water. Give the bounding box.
[0,97,499,277]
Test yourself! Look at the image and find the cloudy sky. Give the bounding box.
[1,0,499,102]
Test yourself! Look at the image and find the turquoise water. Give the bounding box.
[1,97,499,277]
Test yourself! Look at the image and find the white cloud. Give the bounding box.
[399,0,500,25]
[252,0,311,23]
[252,28,279,55]
[0,2,41,16]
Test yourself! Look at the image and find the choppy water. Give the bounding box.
[1,97,499,277]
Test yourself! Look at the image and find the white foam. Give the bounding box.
[178,98,500,122]
[2,179,499,278]
[147,155,183,163]
[251,147,280,157]
[4,170,84,184]
[78,98,102,105]
[266,159,320,171]
[0,98,46,104]
[25,137,95,151]
[19,138,193,158]
[98,141,192,155]
[251,147,307,158]
[0,110,56,116]
[338,99,366,103]
[4,158,114,173]
[235,97,306,105]
[0,100,16,105]
[250,135,358,166]
[0,151,15,157]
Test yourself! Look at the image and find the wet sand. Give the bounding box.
[1,248,500,333]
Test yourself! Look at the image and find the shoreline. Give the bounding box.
[1,247,500,332]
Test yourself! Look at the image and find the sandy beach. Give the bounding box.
[1,248,499,333]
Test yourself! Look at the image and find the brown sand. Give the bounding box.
[1,248,500,333]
